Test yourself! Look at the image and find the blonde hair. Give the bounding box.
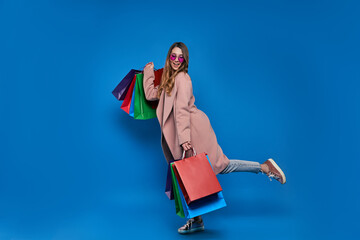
[157,42,189,98]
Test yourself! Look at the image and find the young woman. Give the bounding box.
[143,42,286,234]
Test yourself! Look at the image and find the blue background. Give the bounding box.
[1,0,359,239]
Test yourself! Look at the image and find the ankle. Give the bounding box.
[260,163,269,174]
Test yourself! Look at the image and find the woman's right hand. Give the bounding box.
[145,62,154,70]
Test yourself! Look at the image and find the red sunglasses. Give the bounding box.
[170,53,184,63]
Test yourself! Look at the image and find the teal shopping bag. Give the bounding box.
[176,177,226,219]
[129,80,136,117]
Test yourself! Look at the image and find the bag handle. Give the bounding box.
[181,147,197,159]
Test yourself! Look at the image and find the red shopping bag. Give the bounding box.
[172,151,222,205]
[149,68,163,109]
[120,75,136,114]
[154,68,163,86]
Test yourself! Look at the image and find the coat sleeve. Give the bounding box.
[174,72,192,146]
[143,67,159,101]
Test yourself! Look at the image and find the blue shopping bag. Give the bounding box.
[176,178,226,219]
[175,154,226,219]
[129,80,136,117]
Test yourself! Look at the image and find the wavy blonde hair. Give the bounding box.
[157,42,189,98]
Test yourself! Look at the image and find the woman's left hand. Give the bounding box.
[181,141,192,151]
[145,62,154,70]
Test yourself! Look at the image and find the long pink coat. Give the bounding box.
[143,67,229,175]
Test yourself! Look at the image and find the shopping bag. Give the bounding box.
[129,80,137,117]
[170,162,185,218]
[173,155,227,219]
[133,73,157,120]
[154,68,163,86]
[172,152,222,205]
[149,68,163,109]
[112,69,141,100]
[165,149,194,200]
[120,75,136,114]
[176,179,227,219]
[165,159,176,200]
[165,150,194,200]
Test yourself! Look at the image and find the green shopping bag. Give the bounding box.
[133,73,157,120]
[170,162,185,218]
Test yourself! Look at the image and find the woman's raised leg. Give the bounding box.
[219,158,286,184]
[219,159,262,174]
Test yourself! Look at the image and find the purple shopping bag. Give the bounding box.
[112,69,142,100]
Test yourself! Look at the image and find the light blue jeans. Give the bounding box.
[219,160,262,174]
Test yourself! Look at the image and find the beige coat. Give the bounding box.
[143,67,229,175]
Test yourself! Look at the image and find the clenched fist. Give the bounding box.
[145,62,154,70]
[181,141,192,151]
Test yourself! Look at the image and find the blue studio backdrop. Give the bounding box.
[0,0,359,239]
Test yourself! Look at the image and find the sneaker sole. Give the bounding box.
[178,226,205,234]
[268,158,286,184]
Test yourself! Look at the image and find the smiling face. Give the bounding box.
[169,47,184,71]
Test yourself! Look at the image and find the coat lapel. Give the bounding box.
[162,83,177,126]
[156,83,177,127]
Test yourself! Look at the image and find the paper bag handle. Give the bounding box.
[181,147,197,159]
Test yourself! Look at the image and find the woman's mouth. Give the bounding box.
[173,62,180,67]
